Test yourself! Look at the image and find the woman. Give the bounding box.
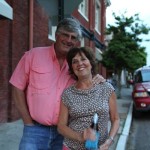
[58,47,120,150]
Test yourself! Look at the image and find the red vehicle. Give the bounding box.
[132,66,150,117]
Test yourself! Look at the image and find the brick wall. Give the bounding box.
[0,19,12,122]
[0,0,53,123]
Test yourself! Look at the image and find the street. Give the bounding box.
[127,111,150,150]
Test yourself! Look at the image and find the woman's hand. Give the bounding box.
[83,128,96,141]
[99,139,112,150]
[92,74,106,85]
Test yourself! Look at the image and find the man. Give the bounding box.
[10,18,104,150]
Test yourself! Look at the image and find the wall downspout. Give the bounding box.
[29,0,33,49]
[89,0,94,48]
[58,0,64,22]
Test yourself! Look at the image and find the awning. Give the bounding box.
[36,0,82,25]
[0,0,13,20]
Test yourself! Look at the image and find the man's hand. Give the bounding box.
[92,74,106,85]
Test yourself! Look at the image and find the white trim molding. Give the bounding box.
[0,0,13,19]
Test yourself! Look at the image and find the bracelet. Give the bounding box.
[108,136,114,143]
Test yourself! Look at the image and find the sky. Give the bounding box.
[106,0,150,66]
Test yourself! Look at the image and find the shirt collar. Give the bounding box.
[49,44,57,60]
[50,44,68,69]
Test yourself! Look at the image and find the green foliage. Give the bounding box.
[102,13,150,73]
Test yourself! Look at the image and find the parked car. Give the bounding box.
[132,66,150,117]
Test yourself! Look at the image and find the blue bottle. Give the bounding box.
[85,113,100,150]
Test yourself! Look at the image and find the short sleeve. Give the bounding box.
[61,88,71,107]
[105,82,115,99]
[9,52,30,90]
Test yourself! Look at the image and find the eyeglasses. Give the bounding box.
[58,31,79,42]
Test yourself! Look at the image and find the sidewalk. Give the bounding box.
[0,86,133,150]
[110,86,133,150]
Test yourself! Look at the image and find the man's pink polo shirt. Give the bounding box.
[9,45,75,125]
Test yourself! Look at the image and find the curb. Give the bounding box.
[116,101,133,150]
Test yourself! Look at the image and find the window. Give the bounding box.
[80,38,85,47]
[95,0,101,33]
[95,47,102,61]
[141,70,150,82]
[78,0,89,20]
[135,72,142,83]
[48,19,56,41]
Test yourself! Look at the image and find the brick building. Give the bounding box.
[0,0,110,123]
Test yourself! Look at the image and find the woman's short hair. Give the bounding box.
[67,47,97,80]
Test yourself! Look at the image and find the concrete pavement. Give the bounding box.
[0,119,23,150]
[0,86,133,150]
[114,87,133,150]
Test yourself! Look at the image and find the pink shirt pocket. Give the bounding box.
[30,66,52,90]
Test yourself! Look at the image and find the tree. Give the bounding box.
[102,13,150,98]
